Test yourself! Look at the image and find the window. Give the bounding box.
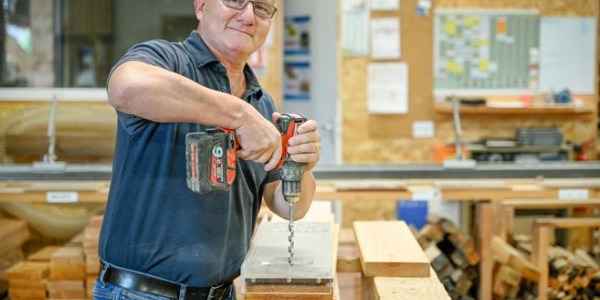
[1,0,196,88]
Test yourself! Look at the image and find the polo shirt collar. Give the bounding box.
[183,31,263,99]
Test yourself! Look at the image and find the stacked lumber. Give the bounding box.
[83,215,102,298]
[491,236,540,299]
[546,247,600,299]
[0,219,30,295]
[48,244,86,299]
[515,235,600,299]
[4,215,103,300]
[336,228,362,300]
[416,215,479,300]
[4,261,50,299]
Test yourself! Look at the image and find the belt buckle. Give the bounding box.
[207,282,227,300]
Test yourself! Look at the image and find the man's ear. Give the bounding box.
[194,0,205,20]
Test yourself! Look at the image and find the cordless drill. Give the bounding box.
[185,113,306,197]
[185,114,307,265]
[275,113,307,266]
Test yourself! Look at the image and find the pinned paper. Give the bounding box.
[444,21,457,36]
[445,60,464,74]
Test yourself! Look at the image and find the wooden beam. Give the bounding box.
[501,198,600,209]
[353,221,430,277]
[476,202,493,300]
[534,217,600,228]
[532,223,551,300]
[371,269,451,300]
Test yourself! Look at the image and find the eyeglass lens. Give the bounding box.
[221,0,277,18]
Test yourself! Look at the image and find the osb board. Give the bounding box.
[340,198,398,228]
[340,0,599,163]
[340,0,435,162]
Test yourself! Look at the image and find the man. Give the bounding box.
[93,0,321,299]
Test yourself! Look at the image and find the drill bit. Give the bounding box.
[282,162,302,266]
[288,202,295,266]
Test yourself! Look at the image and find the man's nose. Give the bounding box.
[241,1,255,17]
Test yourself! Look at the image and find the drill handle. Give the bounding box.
[275,113,306,169]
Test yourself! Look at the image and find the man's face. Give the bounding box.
[195,0,274,60]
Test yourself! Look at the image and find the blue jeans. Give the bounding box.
[92,280,237,300]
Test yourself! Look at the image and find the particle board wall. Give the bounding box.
[340,0,599,163]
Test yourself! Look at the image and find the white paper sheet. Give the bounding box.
[370,0,399,11]
[370,17,401,59]
[342,0,370,56]
[539,17,596,94]
[367,62,408,114]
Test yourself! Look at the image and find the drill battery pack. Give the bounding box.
[185,128,237,194]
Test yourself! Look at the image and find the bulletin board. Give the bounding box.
[434,9,539,93]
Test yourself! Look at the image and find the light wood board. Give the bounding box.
[353,221,430,277]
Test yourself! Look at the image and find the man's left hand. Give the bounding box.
[286,118,321,172]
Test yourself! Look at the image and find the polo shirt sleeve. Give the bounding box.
[106,40,180,135]
[109,40,179,78]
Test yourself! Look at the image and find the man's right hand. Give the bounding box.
[234,106,282,171]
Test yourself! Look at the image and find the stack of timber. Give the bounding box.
[353,220,450,300]
[5,244,60,300]
[4,260,50,300]
[416,215,479,300]
[48,243,87,299]
[515,235,600,299]
[491,236,540,299]
[336,228,362,300]
[3,215,103,300]
[0,219,30,295]
[546,247,600,299]
[83,215,102,298]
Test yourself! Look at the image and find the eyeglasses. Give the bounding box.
[220,0,278,19]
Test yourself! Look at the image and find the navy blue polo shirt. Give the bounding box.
[98,31,280,287]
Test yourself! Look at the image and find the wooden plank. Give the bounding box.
[532,223,551,300]
[353,221,430,277]
[4,261,50,280]
[28,245,61,261]
[535,217,600,228]
[501,198,600,209]
[476,203,493,300]
[491,236,540,282]
[371,270,451,300]
[0,219,30,257]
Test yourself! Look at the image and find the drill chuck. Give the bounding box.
[282,160,304,204]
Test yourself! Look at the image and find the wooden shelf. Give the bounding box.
[434,102,595,115]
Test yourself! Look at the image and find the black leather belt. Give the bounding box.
[99,262,232,300]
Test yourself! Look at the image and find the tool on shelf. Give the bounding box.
[443,96,476,169]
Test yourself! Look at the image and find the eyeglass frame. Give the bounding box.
[219,0,278,19]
